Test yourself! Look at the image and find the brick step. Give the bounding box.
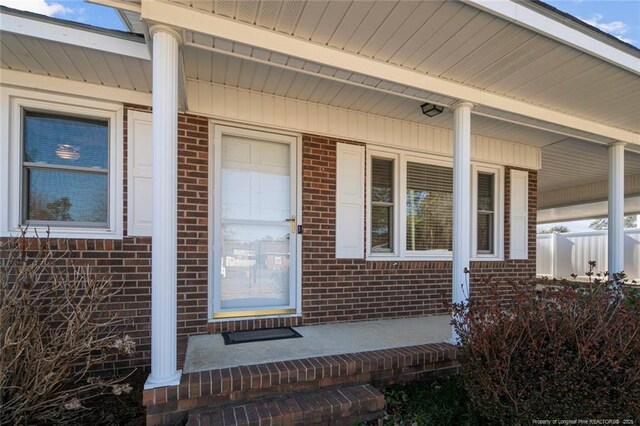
[144,343,457,425]
[186,384,385,426]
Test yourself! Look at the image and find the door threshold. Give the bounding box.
[211,308,297,320]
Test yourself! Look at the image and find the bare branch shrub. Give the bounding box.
[0,232,136,425]
[452,263,640,424]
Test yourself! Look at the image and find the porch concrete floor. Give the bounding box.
[183,315,451,373]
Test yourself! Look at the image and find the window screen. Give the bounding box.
[23,111,109,226]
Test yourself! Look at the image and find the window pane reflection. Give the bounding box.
[220,224,291,309]
[24,112,108,169]
[26,169,108,224]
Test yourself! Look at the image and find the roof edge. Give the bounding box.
[0,5,145,42]
[526,0,640,56]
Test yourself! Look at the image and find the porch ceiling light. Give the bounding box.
[421,103,444,117]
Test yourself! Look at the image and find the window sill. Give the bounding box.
[471,256,504,262]
[366,254,452,262]
[2,226,122,240]
[366,255,505,262]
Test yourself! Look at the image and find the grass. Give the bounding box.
[382,375,489,426]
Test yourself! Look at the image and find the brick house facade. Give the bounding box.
[7,107,536,374]
[2,4,638,424]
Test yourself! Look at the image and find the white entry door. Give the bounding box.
[212,125,298,319]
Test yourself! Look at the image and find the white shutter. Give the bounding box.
[335,143,365,259]
[127,111,153,236]
[510,169,529,259]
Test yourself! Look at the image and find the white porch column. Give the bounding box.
[608,142,626,278]
[145,25,182,389]
[450,101,473,343]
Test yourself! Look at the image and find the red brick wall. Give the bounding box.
[2,111,537,372]
[175,113,210,347]
[299,135,537,325]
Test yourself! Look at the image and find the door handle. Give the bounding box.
[285,215,296,233]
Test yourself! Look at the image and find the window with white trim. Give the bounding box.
[2,90,123,238]
[367,148,503,260]
[472,165,503,259]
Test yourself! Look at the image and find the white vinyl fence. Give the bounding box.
[537,229,640,281]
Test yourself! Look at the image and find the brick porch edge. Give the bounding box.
[144,342,458,425]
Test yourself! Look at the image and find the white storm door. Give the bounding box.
[212,126,298,318]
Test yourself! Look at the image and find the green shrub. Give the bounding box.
[452,264,640,424]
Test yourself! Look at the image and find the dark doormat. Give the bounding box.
[221,327,303,345]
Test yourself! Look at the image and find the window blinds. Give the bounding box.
[406,162,453,251]
[477,173,494,212]
[477,173,495,253]
[371,158,393,251]
[371,158,393,203]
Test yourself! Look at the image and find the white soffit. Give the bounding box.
[539,140,640,192]
[182,35,457,106]
[183,45,564,149]
[538,196,640,223]
[0,7,149,60]
[181,39,624,148]
[161,0,640,143]
[147,1,639,145]
[461,0,639,75]
[0,69,151,106]
[0,32,152,94]
[472,105,618,145]
[540,175,640,209]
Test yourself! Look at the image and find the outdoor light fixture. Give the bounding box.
[420,103,444,117]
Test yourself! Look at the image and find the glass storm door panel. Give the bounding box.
[213,128,297,318]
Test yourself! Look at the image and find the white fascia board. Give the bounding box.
[538,196,640,223]
[0,10,150,60]
[86,0,142,14]
[1,69,152,106]
[141,1,640,146]
[461,0,639,75]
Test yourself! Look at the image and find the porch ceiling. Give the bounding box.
[539,140,640,192]
[183,45,570,149]
[181,37,632,149]
[168,0,640,135]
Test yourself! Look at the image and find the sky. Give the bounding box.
[544,0,640,47]
[0,0,125,30]
[1,0,639,48]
